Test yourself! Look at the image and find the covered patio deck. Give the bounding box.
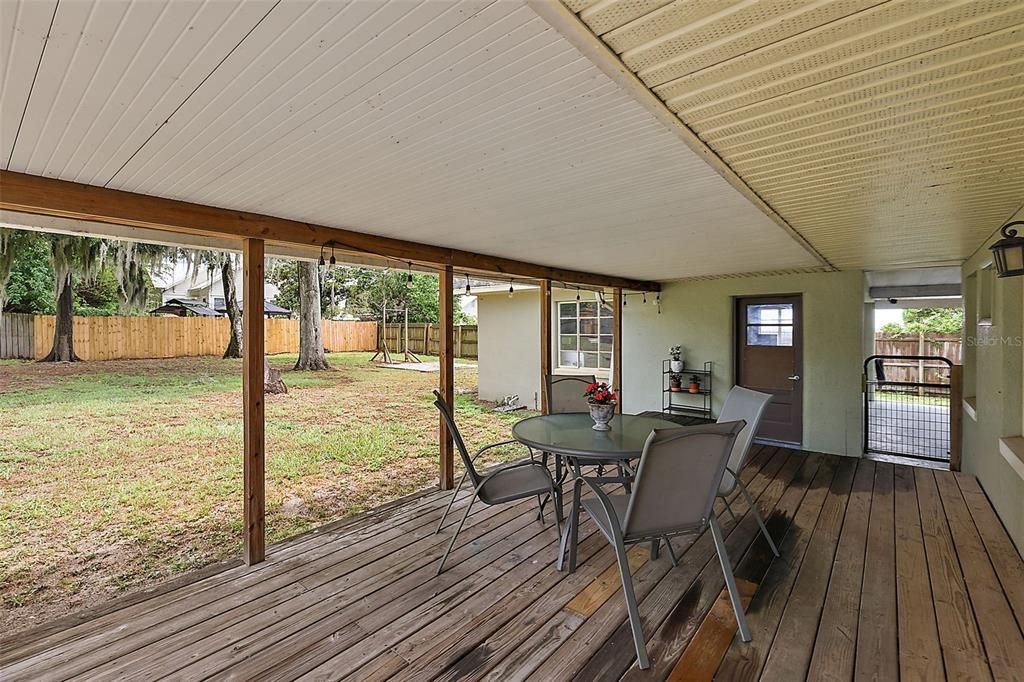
[3,447,1021,681]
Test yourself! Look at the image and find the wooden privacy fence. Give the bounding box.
[0,314,376,360]
[378,323,477,359]
[0,313,35,359]
[873,332,962,384]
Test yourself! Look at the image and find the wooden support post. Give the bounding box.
[242,238,265,565]
[950,364,963,472]
[613,288,623,413]
[439,265,455,490]
[540,279,552,414]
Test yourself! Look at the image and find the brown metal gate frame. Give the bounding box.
[864,354,953,462]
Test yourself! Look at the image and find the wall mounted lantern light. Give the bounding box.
[991,221,1024,278]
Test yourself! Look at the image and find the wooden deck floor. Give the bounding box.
[3,447,1023,681]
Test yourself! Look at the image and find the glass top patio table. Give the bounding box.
[511,413,680,461]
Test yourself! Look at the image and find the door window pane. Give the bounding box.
[559,351,580,368]
[582,352,599,368]
[747,304,793,325]
[600,334,613,351]
[580,335,599,352]
[559,318,577,334]
[559,335,577,351]
[599,352,611,369]
[600,317,612,334]
[579,301,598,317]
[579,318,599,335]
[746,324,793,346]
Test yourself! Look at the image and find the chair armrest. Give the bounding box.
[473,439,526,462]
[577,476,626,542]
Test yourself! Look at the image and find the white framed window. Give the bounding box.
[558,300,613,370]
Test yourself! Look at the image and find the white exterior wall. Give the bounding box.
[961,206,1024,553]
[476,287,611,408]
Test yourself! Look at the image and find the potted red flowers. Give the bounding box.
[584,381,617,431]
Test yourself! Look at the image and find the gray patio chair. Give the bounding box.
[432,390,560,575]
[575,420,748,669]
[717,385,779,557]
[546,374,631,480]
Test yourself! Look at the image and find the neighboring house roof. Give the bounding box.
[213,300,292,317]
[151,298,221,317]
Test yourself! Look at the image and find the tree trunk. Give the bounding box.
[222,255,243,359]
[294,261,330,370]
[41,271,79,362]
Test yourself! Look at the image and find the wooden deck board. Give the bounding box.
[3,451,1022,682]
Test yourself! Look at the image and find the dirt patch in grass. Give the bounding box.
[0,352,534,634]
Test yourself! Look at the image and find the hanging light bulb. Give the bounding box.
[465,275,471,296]
[406,262,413,288]
[329,245,336,266]
[642,292,647,305]
[623,295,627,307]
[508,280,514,298]
[318,244,326,267]
[656,292,662,315]
[576,288,581,302]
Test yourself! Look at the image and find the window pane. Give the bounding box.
[600,334,613,351]
[746,324,794,346]
[579,318,599,335]
[559,335,577,351]
[599,352,611,369]
[580,335,599,352]
[600,303,613,317]
[747,303,793,325]
[559,318,577,334]
[599,316,612,334]
[582,352,599,368]
[559,302,576,319]
[559,351,580,368]
[579,301,598,317]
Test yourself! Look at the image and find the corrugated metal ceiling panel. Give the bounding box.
[1,0,823,281]
[570,0,1024,270]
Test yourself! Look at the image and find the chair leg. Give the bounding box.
[436,496,475,575]
[536,494,546,523]
[738,480,780,557]
[547,479,563,540]
[649,540,659,560]
[613,541,650,669]
[557,511,572,571]
[436,468,470,534]
[710,515,751,642]
[663,537,679,567]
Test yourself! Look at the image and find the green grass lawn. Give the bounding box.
[0,352,534,633]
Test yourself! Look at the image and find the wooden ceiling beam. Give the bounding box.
[0,171,661,292]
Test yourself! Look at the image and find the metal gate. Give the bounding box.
[864,354,953,462]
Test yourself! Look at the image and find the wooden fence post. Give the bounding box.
[439,265,455,490]
[242,238,266,565]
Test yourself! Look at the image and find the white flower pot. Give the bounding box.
[670,360,683,373]
[589,403,615,431]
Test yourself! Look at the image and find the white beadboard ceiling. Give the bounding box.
[565,0,1024,270]
[0,0,826,282]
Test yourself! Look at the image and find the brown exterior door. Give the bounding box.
[736,295,803,445]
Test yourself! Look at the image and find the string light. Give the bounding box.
[642,292,647,305]
[508,279,515,298]
[465,275,471,296]
[406,261,413,288]
[329,244,336,266]
[576,287,581,301]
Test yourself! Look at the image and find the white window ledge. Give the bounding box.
[1000,437,1024,481]
[963,397,978,421]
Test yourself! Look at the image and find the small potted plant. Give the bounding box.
[669,373,683,392]
[669,345,684,373]
[583,382,617,431]
[688,374,702,394]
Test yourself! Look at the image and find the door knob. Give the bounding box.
[788,375,801,381]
